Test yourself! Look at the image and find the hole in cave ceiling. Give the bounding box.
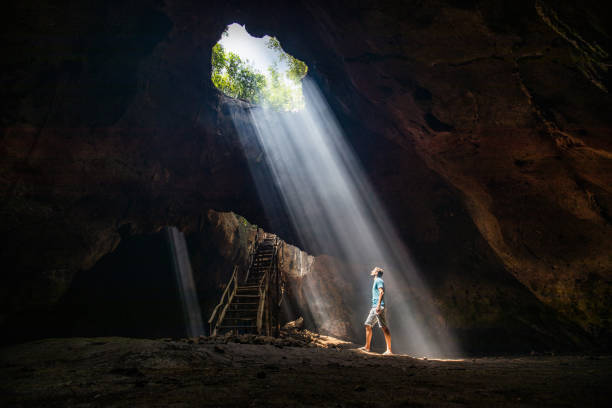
[211,23,308,112]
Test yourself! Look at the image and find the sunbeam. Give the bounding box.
[229,77,458,357]
[167,226,205,337]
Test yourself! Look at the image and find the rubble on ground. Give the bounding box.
[178,318,355,349]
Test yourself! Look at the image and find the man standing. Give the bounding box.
[360,267,392,355]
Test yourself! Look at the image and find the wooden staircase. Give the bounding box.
[208,234,281,336]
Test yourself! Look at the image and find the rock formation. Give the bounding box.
[1,0,610,351]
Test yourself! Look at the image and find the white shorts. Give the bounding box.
[364,307,387,328]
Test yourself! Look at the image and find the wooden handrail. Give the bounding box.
[243,229,260,284]
[272,237,281,336]
[208,265,238,335]
[256,274,267,334]
[210,234,283,337]
[256,236,281,335]
[208,265,236,324]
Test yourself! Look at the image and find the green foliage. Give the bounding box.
[211,34,308,111]
[261,64,305,111]
[266,37,308,83]
[211,43,266,103]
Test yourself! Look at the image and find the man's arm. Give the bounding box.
[376,287,384,313]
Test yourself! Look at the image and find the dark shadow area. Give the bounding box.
[53,231,186,339]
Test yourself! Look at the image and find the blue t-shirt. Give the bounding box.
[371,277,385,307]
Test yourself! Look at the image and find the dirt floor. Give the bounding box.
[1,333,610,407]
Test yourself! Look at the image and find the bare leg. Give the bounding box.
[382,326,392,353]
[364,324,373,351]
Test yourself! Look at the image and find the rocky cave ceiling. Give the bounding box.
[1,0,610,350]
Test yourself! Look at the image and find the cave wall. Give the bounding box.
[1,0,263,333]
[53,229,186,341]
[1,0,610,351]
[325,0,611,345]
[186,210,355,342]
[223,0,612,349]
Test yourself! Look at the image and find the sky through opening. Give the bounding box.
[212,23,307,111]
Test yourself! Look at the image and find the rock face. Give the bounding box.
[179,211,354,342]
[187,211,355,341]
[1,0,610,351]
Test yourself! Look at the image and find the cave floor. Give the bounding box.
[1,337,610,407]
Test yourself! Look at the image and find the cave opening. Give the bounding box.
[211,23,308,111]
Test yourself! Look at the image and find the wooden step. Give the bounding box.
[236,294,258,299]
[236,290,259,295]
[227,306,258,311]
[225,314,257,319]
[228,305,258,311]
[233,295,260,303]
[225,309,258,315]
[223,312,256,317]
[226,313,256,318]
[218,325,257,329]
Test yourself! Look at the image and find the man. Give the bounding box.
[360,267,392,355]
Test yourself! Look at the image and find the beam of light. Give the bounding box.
[219,23,458,355]
[229,77,459,357]
[166,226,204,337]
